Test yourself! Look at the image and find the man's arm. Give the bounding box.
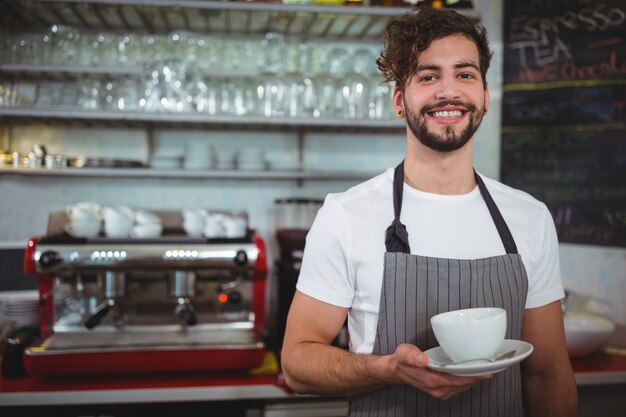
[281,291,488,399]
[521,300,578,417]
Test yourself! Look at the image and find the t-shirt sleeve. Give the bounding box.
[525,204,565,309]
[296,194,355,308]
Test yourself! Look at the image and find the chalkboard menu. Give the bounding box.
[501,0,626,247]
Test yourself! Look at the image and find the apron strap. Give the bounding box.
[385,161,411,253]
[474,171,518,254]
[385,162,518,255]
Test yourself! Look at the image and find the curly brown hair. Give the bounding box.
[377,7,493,91]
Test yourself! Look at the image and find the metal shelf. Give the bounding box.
[0,1,479,40]
[0,166,377,181]
[0,64,261,81]
[0,64,145,80]
[0,107,405,132]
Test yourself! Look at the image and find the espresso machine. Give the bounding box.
[22,214,268,377]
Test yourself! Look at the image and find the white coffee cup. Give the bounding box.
[431,307,507,363]
[183,208,206,224]
[130,223,163,238]
[203,214,225,238]
[66,202,101,222]
[104,220,132,238]
[102,205,134,238]
[133,209,161,225]
[102,205,134,223]
[183,219,204,236]
[65,219,101,238]
[222,216,247,238]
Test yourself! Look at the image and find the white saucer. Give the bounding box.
[425,339,534,377]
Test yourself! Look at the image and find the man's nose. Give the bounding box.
[435,77,460,100]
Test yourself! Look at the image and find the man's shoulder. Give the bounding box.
[328,168,394,208]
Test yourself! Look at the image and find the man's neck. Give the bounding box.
[403,139,476,195]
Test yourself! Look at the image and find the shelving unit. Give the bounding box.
[0,1,479,182]
[0,63,145,79]
[0,1,478,39]
[0,107,405,131]
[0,166,378,180]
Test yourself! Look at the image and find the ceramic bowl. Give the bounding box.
[564,312,615,358]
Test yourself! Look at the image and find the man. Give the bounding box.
[281,6,577,417]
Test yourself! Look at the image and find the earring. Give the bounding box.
[396,107,405,118]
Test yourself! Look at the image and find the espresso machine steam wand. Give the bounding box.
[170,271,197,326]
[84,271,126,329]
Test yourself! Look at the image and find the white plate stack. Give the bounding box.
[236,149,267,171]
[0,290,39,329]
[215,150,236,170]
[267,153,302,171]
[184,142,215,170]
[150,143,184,170]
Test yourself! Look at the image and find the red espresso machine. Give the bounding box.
[23,218,268,377]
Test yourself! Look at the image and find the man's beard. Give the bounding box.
[405,99,485,153]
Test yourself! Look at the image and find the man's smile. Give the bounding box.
[422,101,476,125]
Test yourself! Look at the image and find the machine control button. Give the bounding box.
[39,251,63,268]
[234,250,248,266]
[165,250,199,260]
[228,291,242,305]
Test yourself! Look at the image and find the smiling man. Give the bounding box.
[281,7,577,417]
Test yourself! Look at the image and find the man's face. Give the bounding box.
[399,35,489,153]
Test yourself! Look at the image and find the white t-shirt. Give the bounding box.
[296,168,565,354]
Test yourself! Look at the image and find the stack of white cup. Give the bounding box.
[205,213,247,238]
[65,202,102,238]
[102,205,135,238]
[182,208,206,237]
[182,209,247,238]
[130,209,163,238]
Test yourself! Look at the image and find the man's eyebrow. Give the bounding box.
[415,64,440,72]
[415,61,480,72]
[455,61,480,71]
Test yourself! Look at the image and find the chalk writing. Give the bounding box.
[502,0,626,247]
[507,3,625,68]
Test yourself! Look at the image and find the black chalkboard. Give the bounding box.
[501,0,626,247]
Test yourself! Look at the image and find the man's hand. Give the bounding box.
[391,343,491,400]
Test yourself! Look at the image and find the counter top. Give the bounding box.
[0,370,290,407]
[572,322,626,386]
[2,353,626,407]
[571,348,626,385]
[2,342,626,407]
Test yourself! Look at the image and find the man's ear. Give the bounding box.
[393,87,404,113]
[484,82,490,114]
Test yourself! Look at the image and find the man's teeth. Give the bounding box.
[432,110,462,118]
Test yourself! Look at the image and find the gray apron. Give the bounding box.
[349,162,529,417]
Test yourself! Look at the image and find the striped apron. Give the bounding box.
[349,162,529,417]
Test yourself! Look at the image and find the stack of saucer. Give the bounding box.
[236,149,267,171]
[183,142,214,170]
[0,290,39,330]
[267,153,302,171]
[150,143,184,170]
[215,150,235,170]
